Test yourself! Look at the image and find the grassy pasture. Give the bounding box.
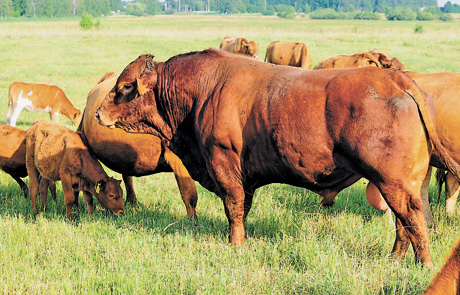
[0,15,460,294]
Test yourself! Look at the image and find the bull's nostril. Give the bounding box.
[95,111,100,122]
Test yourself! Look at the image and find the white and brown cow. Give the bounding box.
[6,82,82,127]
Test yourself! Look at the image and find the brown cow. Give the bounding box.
[0,124,56,199]
[423,238,460,294]
[314,50,405,71]
[7,82,82,127]
[265,41,313,69]
[96,49,460,265]
[220,36,259,58]
[26,120,124,219]
[78,72,198,218]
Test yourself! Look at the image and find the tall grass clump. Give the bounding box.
[80,13,94,30]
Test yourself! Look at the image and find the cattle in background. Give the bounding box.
[6,82,82,127]
[264,41,313,69]
[423,238,460,294]
[96,50,460,266]
[314,49,405,71]
[78,72,198,218]
[0,124,56,199]
[26,120,124,219]
[220,36,259,58]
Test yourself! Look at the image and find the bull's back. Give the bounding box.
[80,75,166,176]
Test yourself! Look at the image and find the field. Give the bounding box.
[0,14,460,294]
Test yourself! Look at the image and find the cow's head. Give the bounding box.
[94,177,124,216]
[353,52,382,68]
[72,110,83,126]
[369,49,405,71]
[96,54,171,140]
[241,39,259,59]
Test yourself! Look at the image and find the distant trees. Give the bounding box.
[0,0,455,19]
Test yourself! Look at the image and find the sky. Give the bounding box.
[438,0,460,6]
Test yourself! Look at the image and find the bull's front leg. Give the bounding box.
[208,145,246,245]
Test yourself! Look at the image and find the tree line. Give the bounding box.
[0,0,450,18]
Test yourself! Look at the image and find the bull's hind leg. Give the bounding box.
[11,175,28,198]
[380,185,432,266]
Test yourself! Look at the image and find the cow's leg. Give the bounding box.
[38,177,49,211]
[50,112,59,123]
[421,166,434,227]
[122,175,137,204]
[28,168,40,215]
[445,173,460,216]
[61,178,75,220]
[6,104,22,127]
[11,175,28,198]
[48,180,57,201]
[83,191,94,215]
[379,184,432,265]
[163,148,198,219]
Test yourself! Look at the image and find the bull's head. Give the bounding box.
[94,177,125,216]
[95,54,172,140]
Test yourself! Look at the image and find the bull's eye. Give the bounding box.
[123,84,133,92]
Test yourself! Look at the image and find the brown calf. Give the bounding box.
[26,120,124,219]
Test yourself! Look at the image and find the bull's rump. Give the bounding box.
[204,64,428,190]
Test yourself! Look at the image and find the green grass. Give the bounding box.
[0,15,460,294]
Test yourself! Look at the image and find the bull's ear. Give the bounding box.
[137,70,158,96]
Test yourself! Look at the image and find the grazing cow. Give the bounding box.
[220,36,259,58]
[7,82,82,127]
[78,72,198,218]
[96,50,460,266]
[423,238,460,294]
[265,41,313,69]
[26,120,124,219]
[0,124,56,199]
[314,50,405,71]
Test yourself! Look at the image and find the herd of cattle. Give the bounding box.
[1,36,460,292]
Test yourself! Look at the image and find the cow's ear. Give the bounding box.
[137,70,157,96]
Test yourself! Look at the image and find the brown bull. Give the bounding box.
[78,72,198,218]
[265,41,313,69]
[96,49,460,266]
[220,36,259,59]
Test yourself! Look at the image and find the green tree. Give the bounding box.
[0,0,13,17]
[126,2,146,15]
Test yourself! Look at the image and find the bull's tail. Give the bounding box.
[404,87,460,184]
[435,169,447,205]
